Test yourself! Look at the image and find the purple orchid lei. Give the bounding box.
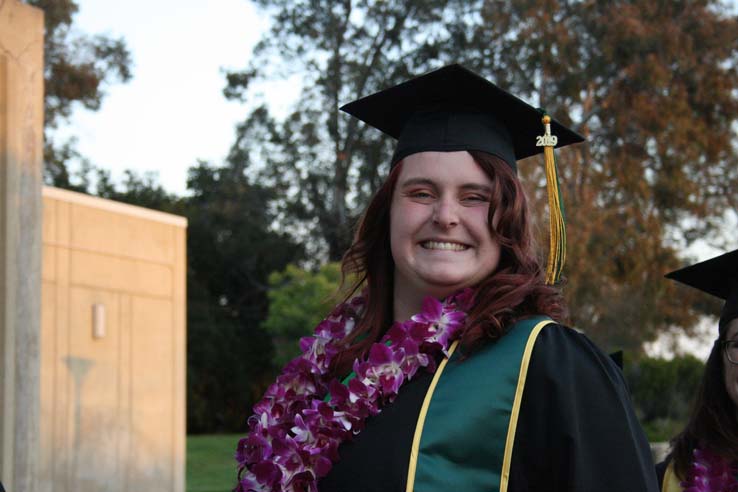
[681,447,738,492]
[234,289,474,492]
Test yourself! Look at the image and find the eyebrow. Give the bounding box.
[399,177,493,194]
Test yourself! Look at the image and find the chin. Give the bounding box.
[421,277,475,295]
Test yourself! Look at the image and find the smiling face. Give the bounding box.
[389,151,501,307]
[724,320,738,410]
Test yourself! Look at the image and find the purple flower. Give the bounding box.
[238,461,282,492]
[397,339,429,380]
[291,402,348,463]
[275,369,320,399]
[299,334,339,373]
[310,401,352,433]
[412,296,466,354]
[251,399,286,430]
[681,447,738,492]
[312,455,333,478]
[326,380,350,406]
[237,431,273,465]
[355,343,406,397]
[291,414,315,446]
[411,296,443,323]
[382,322,410,345]
[287,470,320,492]
[330,378,378,423]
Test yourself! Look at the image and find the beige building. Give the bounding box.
[39,186,187,492]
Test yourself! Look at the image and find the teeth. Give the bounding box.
[422,241,468,251]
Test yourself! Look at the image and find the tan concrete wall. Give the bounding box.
[0,2,45,491]
[39,186,187,492]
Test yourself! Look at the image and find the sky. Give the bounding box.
[55,0,295,196]
[57,0,737,359]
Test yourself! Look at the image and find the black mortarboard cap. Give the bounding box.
[339,64,585,171]
[665,249,738,334]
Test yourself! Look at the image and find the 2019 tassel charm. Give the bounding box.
[537,114,566,285]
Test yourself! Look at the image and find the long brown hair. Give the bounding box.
[332,150,567,375]
[671,333,738,479]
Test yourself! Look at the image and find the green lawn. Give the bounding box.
[187,433,242,492]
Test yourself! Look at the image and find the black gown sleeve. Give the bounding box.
[509,324,659,492]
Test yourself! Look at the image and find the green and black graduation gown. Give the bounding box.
[319,318,658,492]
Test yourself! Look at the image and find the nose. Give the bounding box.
[432,198,459,228]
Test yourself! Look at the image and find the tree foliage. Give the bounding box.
[185,160,304,432]
[26,0,132,187]
[476,0,738,351]
[262,263,342,366]
[227,0,738,352]
[625,354,705,441]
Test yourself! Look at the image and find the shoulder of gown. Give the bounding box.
[509,322,660,492]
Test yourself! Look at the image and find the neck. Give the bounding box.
[392,274,456,322]
[393,288,426,323]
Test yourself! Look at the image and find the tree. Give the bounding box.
[185,160,304,432]
[262,263,342,366]
[470,0,738,350]
[95,168,180,212]
[227,0,738,352]
[26,0,132,188]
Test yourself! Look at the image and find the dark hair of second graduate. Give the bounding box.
[329,150,568,377]
[671,333,738,479]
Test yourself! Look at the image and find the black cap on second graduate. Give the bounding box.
[665,249,738,335]
[339,64,585,172]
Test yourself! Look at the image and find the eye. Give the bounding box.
[461,193,490,203]
[404,189,435,200]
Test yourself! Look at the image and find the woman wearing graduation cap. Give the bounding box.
[656,251,738,492]
[235,65,657,492]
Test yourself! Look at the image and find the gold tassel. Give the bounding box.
[538,114,566,285]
